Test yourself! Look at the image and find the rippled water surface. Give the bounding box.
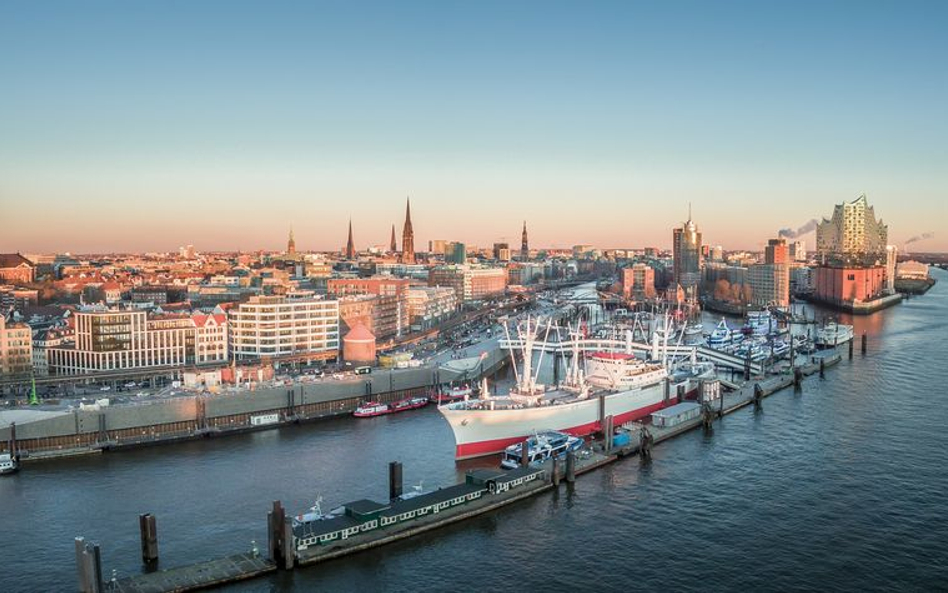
[3,271,947,592]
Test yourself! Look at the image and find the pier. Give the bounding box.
[73,348,847,593]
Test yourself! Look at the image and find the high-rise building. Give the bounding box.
[447,242,467,265]
[402,197,415,264]
[789,240,806,262]
[816,194,888,260]
[345,219,356,260]
[429,240,447,255]
[521,221,529,260]
[672,207,702,294]
[747,238,790,307]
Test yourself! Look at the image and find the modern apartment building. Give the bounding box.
[47,309,228,375]
[428,265,506,303]
[406,286,458,330]
[228,296,339,361]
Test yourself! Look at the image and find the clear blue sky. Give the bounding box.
[1,1,946,253]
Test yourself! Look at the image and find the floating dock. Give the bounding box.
[75,351,845,593]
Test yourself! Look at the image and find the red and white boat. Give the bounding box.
[438,317,683,459]
[354,397,428,418]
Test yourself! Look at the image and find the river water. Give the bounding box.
[2,270,947,592]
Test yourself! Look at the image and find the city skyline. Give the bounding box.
[2,1,946,252]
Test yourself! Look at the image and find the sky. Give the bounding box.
[1,1,946,254]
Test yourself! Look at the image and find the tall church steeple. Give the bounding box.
[401,197,415,264]
[390,224,398,253]
[521,220,529,260]
[345,219,355,260]
[287,226,296,255]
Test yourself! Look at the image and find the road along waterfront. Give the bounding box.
[2,270,947,592]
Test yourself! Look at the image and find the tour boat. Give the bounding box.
[429,384,473,404]
[815,323,855,348]
[499,431,584,470]
[0,453,19,476]
[708,319,734,348]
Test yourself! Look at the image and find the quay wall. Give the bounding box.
[0,348,508,459]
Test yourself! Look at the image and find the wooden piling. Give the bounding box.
[139,513,159,569]
[9,421,16,459]
[565,451,576,483]
[75,537,89,593]
[848,337,854,359]
[551,457,560,486]
[794,367,803,388]
[520,440,530,467]
[820,357,825,378]
[861,332,867,355]
[389,461,403,501]
[268,501,286,568]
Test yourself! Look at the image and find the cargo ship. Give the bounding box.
[438,317,682,460]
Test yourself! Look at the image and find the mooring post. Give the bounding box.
[753,383,763,407]
[80,542,103,593]
[861,332,867,355]
[283,516,295,570]
[551,457,560,486]
[389,461,403,501]
[794,367,803,389]
[565,451,576,483]
[603,415,613,454]
[848,337,854,359]
[139,513,159,569]
[820,357,825,378]
[75,537,89,593]
[9,421,16,459]
[268,501,286,567]
[520,440,530,467]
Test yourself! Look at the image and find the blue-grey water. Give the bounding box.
[2,270,947,592]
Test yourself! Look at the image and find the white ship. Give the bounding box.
[438,317,678,460]
[815,323,854,348]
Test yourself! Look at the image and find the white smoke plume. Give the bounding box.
[778,219,819,239]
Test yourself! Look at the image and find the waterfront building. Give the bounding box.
[812,195,892,309]
[402,198,415,264]
[31,328,66,377]
[228,296,339,362]
[327,277,409,338]
[342,323,376,364]
[0,253,35,284]
[816,194,888,260]
[672,208,702,296]
[790,266,814,296]
[429,265,506,303]
[0,315,33,378]
[406,286,458,331]
[621,263,656,301]
[47,309,228,375]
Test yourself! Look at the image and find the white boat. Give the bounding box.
[499,431,583,469]
[815,323,854,348]
[0,453,20,476]
[708,319,733,348]
[745,310,775,337]
[439,317,677,460]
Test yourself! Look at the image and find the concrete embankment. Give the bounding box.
[1,349,509,462]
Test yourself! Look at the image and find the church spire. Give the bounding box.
[390,224,397,253]
[521,220,529,260]
[401,196,415,264]
[287,225,296,255]
[345,219,355,259]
